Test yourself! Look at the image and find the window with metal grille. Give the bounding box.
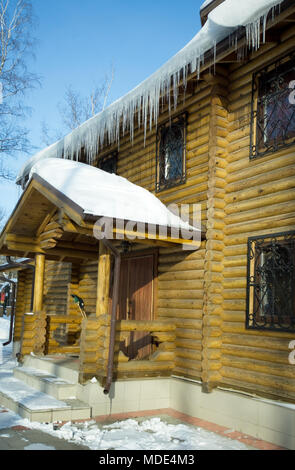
[156,114,187,192]
[246,231,295,332]
[250,53,295,159]
[98,152,117,174]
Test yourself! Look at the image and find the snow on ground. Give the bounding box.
[0,317,252,450]
[0,411,252,450]
[24,417,252,451]
[0,316,14,367]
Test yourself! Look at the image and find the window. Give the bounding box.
[246,231,295,332]
[250,53,295,159]
[98,152,117,174]
[156,113,187,192]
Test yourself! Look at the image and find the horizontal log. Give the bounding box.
[221,366,295,393]
[158,309,203,320]
[116,320,175,332]
[175,338,202,350]
[158,299,204,310]
[222,356,295,379]
[175,348,202,361]
[151,332,176,342]
[158,289,203,300]
[175,357,201,371]
[175,329,202,340]
[221,344,292,365]
[115,360,174,372]
[150,350,175,362]
[222,333,293,350]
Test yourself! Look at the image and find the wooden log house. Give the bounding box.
[0,0,295,443]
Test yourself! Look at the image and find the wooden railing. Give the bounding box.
[79,314,176,384]
[19,312,82,359]
[19,312,176,385]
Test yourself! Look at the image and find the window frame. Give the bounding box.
[246,230,295,332]
[250,52,295,160]
[97,151,118,174]
[155,112,187,192]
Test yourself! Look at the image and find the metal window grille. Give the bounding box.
[250,53,295,159]
[156,114,187,192]
[246,231,295,332]
[98,152,118,174]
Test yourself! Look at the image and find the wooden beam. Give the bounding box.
[33,254,45,312]
[96,241,111,317]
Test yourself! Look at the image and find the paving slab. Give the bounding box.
[0,425,88,450]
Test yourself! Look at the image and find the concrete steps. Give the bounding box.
[0,355,91,423]
[14,367,78,400]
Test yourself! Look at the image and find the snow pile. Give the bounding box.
[0,416,250,450]
[17,0,284,184]
[29,158,198,233]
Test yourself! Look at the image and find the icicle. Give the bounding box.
[17,0,285,182]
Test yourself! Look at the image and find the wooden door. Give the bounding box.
[117,253,155,359]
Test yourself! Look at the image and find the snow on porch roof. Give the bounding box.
[29,158,200,234]
[17,0,284,185]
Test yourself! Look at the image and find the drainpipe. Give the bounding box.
[0,257,35,348]
[102,239,121,395]
[0,275,16,347]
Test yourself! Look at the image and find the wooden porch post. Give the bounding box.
[79,241,112,383]
[33,254,45,312]
[96,241,111,317]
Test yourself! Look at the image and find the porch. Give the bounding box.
[0,159,201,396]
[19,312,176,386]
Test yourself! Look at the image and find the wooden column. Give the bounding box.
[201,69,228,392]
[96,241,111,317]
[33,254,45,313]
[79,242,111,383]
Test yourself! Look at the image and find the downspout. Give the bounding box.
[0,275,16,347]
[102,239,121,395]
[1,257,35,348]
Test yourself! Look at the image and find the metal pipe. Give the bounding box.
[101,239,121,395]
[0,258,35,350]
[0,275,16,347]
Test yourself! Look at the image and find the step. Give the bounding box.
[14,367,78,400]
[0,371,91,423]
[22,354,80,383]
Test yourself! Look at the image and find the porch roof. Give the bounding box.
[0,160,202,261]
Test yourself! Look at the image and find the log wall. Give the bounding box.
[43,260,72,316]
[78,261,98,316]
[109,81,211,382]
[222,26,295,402]
[89,22,295,401]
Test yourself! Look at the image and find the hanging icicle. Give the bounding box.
[17,0,284,186]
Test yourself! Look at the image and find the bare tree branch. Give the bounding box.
[0,0,39,175]
[42,65,115,145]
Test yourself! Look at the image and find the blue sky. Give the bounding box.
[1,0,204,220]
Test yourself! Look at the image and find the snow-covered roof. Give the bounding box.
[30,158,199,234]
[17,0,284,185]
[200,0,215,10]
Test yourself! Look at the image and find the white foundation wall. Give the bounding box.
[77,376,295,449]
[170,377,295,450]
[76,378,171,417]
